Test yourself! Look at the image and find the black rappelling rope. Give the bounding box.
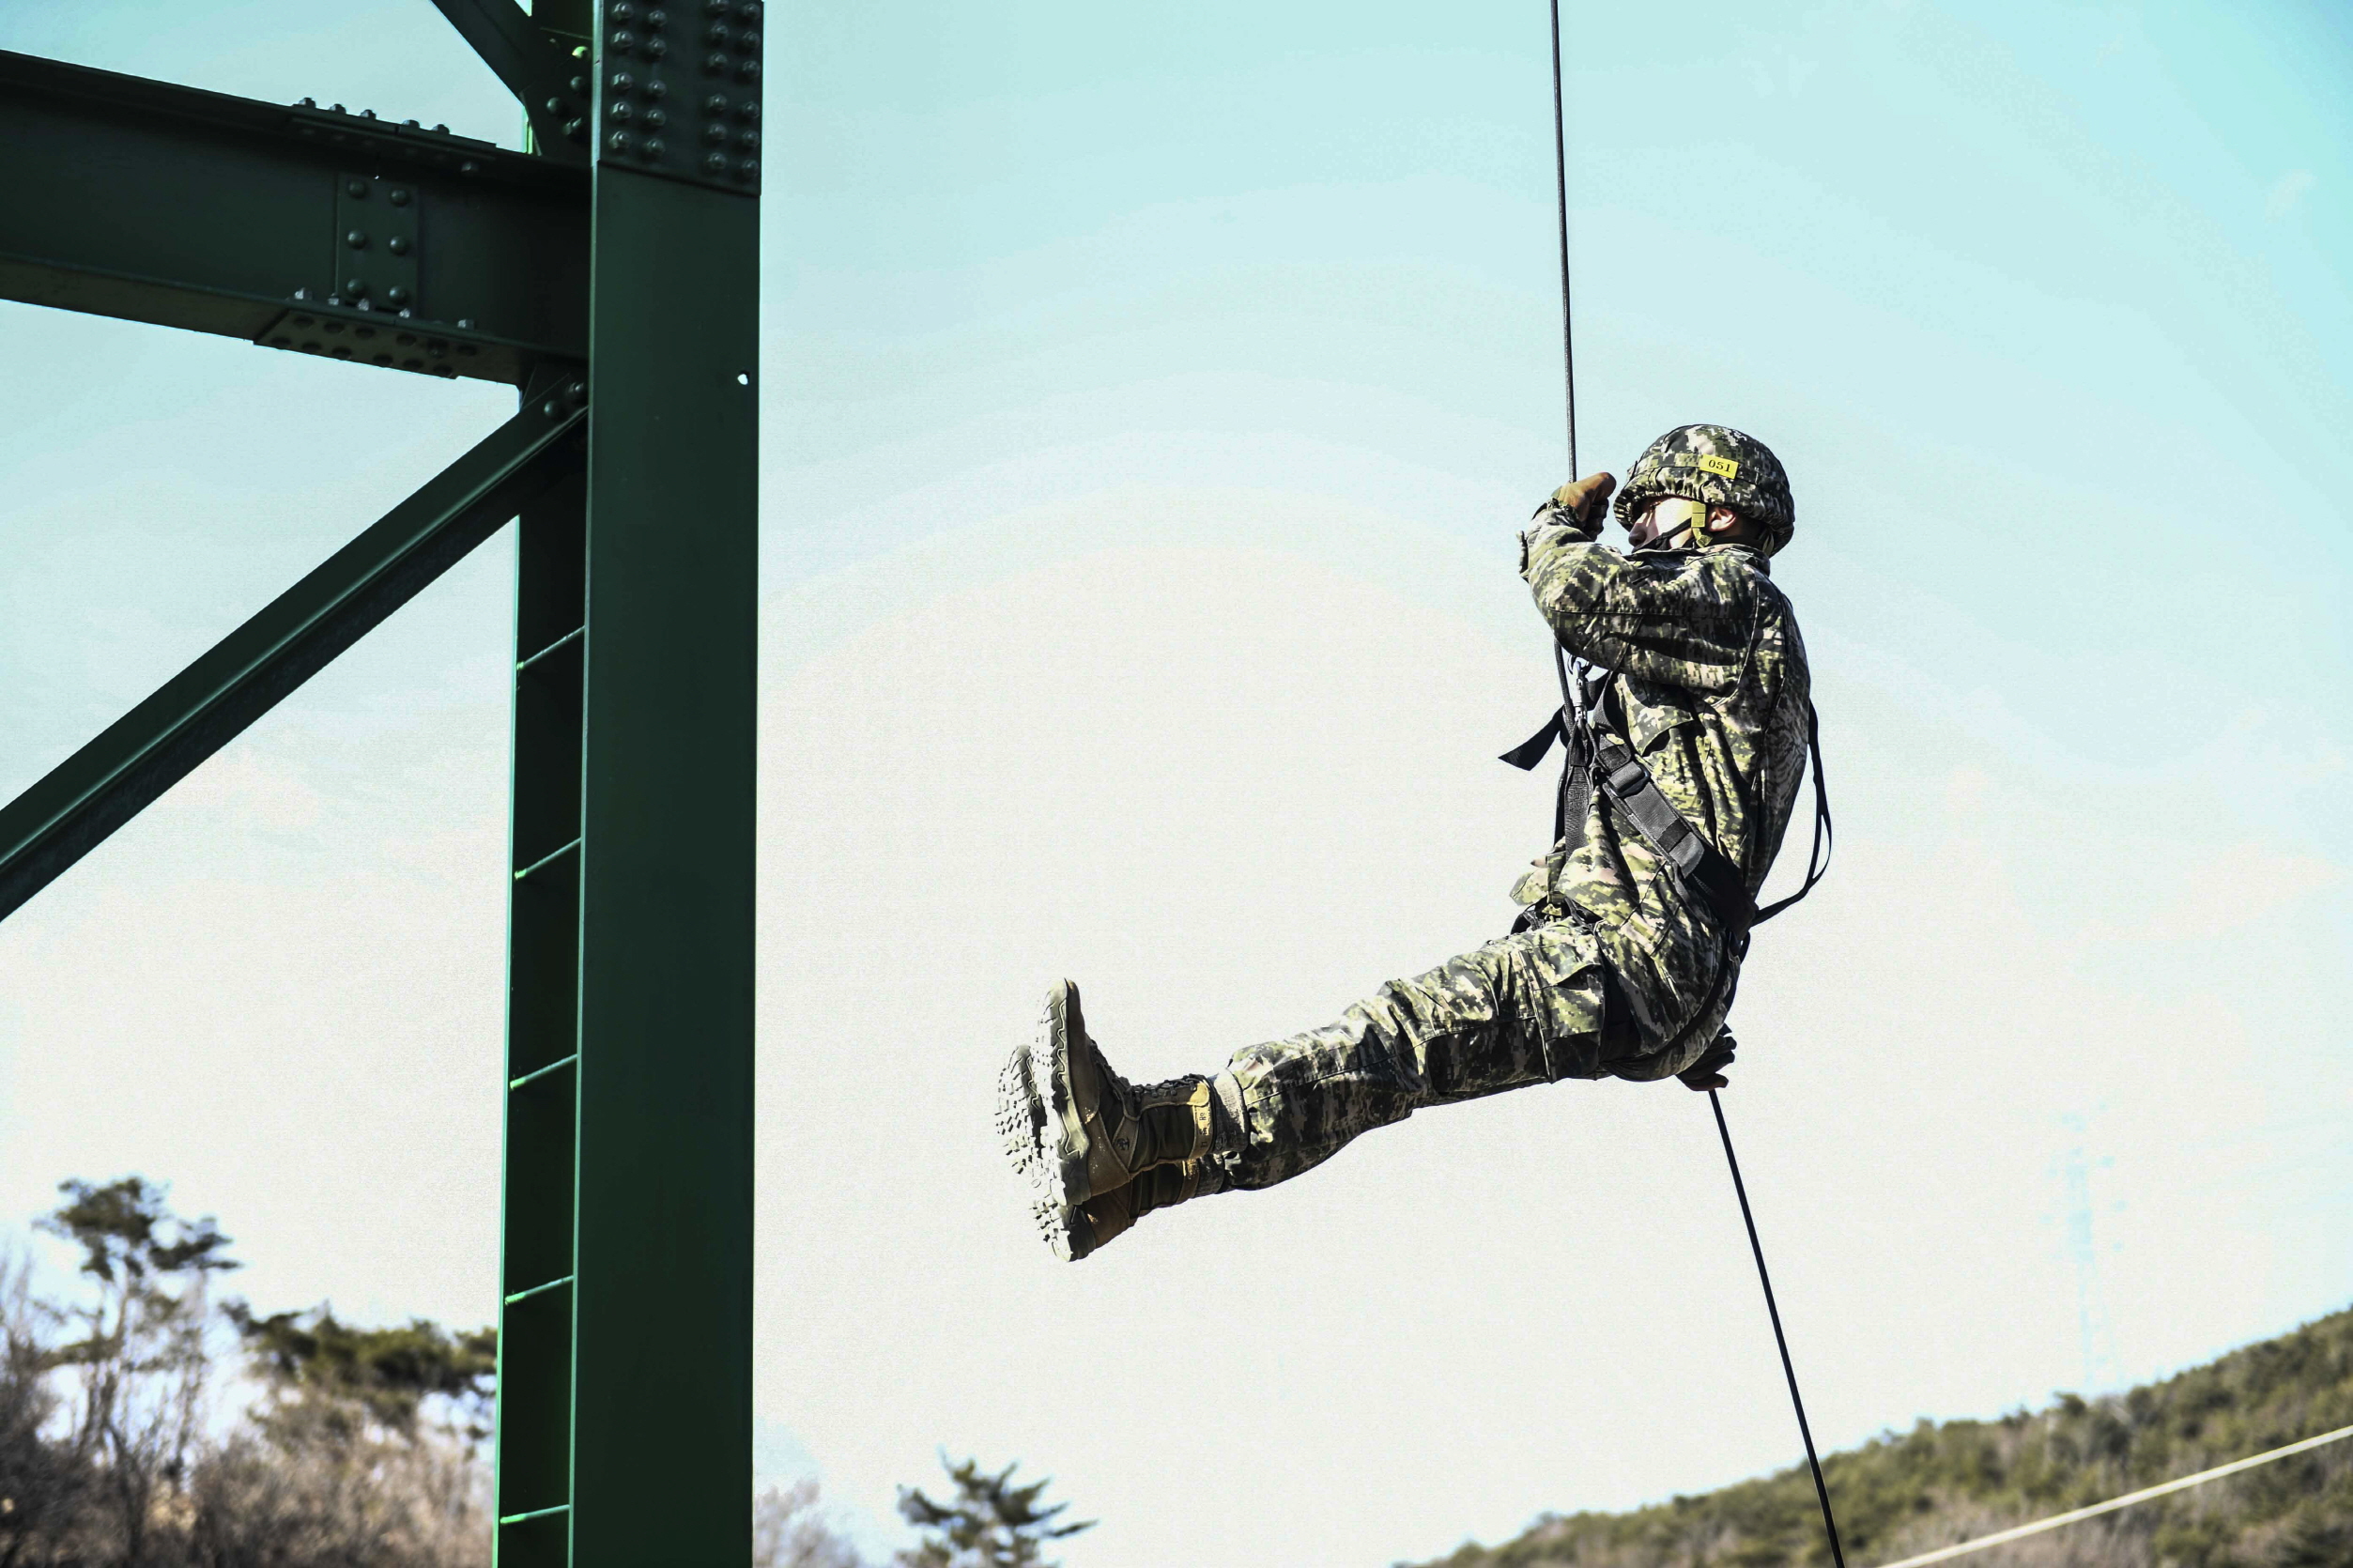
[1546,0,1578,475]
[1541,8,1848,1565]
[1710,1089,1850,1568]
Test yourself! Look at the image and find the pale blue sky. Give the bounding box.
[0,3,2346,1565]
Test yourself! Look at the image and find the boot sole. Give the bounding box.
[999,982,1082,1260]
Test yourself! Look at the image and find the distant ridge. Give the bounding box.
[1403,1305,2353,1568]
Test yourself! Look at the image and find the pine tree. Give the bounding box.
[895,1455,1092,1568]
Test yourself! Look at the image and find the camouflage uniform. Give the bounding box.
[1213,427,1813,1192]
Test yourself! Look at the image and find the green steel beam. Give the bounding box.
[0,49,588,384]
[425,0,592,164]
[493,4,762,1562]
[572,161,758,1565]
[0,393,586,924]
[489,6,761,1553]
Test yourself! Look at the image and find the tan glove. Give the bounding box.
[1546,471,1618,528]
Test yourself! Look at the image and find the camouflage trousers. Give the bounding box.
[1214,914,1651,1191]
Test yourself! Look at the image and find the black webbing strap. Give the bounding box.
[1590,732,1756,944]
[1500,666,1832,945]
[1753,701,1830,928]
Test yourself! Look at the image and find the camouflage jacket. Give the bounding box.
[1512,510,1812,1078]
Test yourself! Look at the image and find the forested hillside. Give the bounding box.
[1407,1306,2353,1568]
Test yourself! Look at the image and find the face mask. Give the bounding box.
[1632,497,1706,550]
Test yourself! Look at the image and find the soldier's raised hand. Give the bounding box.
[1546,471,1617,527]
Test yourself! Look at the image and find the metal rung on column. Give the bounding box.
[509,1053,578,1091]
[513,837,582,883]
[516,624,585,671]
[503,1273,575,1306]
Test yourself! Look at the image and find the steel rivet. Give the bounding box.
[736,157,758,178]
[346,230,368,248]
[703,92,729,114]
[737,0,759,17]
[736,128,758,149]
[545,96,563,115]
[707,22,730,42]
[644,106,668,128]
[389,187,411,206]
[704,51,728,74]
[566,118,587,140]
[544,400,562,420]
[703,151,728,172]
[644,135,666,157]
[611,28,637,52]
[610,100,634,122]
[647,7,669,26]
[610,69,636,92]
[388,236,409,255]
[397,306,414,318]
[346,178,368,197]
[610,0,636,18]
[735,57,758,81]
[404,117,421,128]
[741,29,760,50]
[646,75,668,98]
[608,130,634,153]
[739,101,759,122]
[705,0,728,11]
[386,285,410,305]
[702,122,727,144]
[298,97,316,107]
[361,108,377,119]
[570,75,589,94]
[457,317,476,330]
[329,102,346,114]
[434,123,450,133]
[644,36,667,57]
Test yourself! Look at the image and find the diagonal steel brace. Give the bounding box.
[0,399,587,925]
[427,0,592,163]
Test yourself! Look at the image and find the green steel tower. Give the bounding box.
[0,4,761,1562]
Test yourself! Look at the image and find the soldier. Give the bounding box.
[998,424,1826,1260]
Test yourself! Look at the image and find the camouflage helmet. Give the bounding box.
[1610,424,1794,552]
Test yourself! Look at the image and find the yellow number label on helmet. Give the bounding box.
[1697,454,1741,479]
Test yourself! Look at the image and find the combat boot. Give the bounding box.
[1062,1159,1220,1261]
[998,980,1217,1258]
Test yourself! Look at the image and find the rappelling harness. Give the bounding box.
[1499,537,1833,970]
